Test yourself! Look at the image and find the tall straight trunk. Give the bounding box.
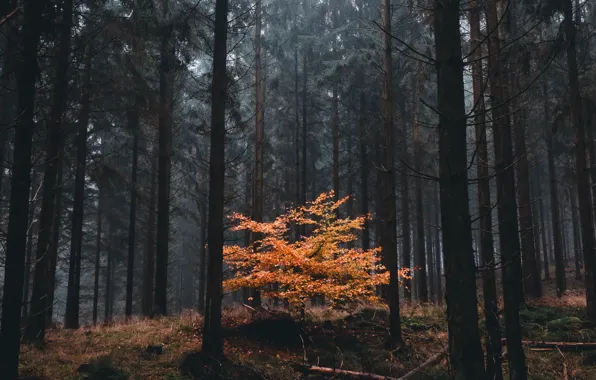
[412,74,427,302]
[347,129,353,218]
[26,0,73,339]
[198,197,207,313]
[155,9,174,316]
[433,186,442,305]
[332,85,339,203]
[125,96,141,318]
[398,96,412,302]
[435,0,482,367]
[0,0,18,206]
[104,225,113,324]
[142,150,157,317]
[64,42,91,330]
[585,105,596,227]
[545,90,565,294]
[22,171,38,322]
[486,0,527,377]
[46,162,64,328]
[506,2,541,300]
[301,50,308,212]
[251,0,264,308]
[425,191,435,302]
[433,0,485,377]
[561,199,569,265]
[379,0,402,348]
[563,0,596,320]
[93,184,103,325]
[537,176,550,280]
[468,1,503,376]
[530,171,542,283]
[570,186,582,280]
[359,92,370,251]
[294,44,300,241]
[202,0,229,358]
[0,0,45,375]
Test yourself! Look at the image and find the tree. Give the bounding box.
[433,0,485,377]
[202,0,229,358]
[468,0,502,376]
[561,0,596,320]
[155,0,175,316]
[485,0,527,377]
[225,192,391,308]
[0,0,46,376]
[379,0,403,348]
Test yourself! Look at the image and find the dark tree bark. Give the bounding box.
[46,162,64,328]
[412,74,427,302]
[486,0,527,377]
[93,183,103,325]
[562,0,596,320]
[425,190,435,303]
[433,0,486,377]
[251,0,264,308]
[468,1,503,376]
[64,40,91,330]
[155,11,175,316]
[126,96,141,319]
[398,95,412,302]
[202,0,229,358]
[22,171,38,322]
[142,148,157,317]
[379,0,403,348]
[26,0,73,339]
[570,186,582,280]
[198,196,207,313]
[0,0,45,376]
[294,43,300,242]
[359,92,370,251]
[545,88,566,295]
[433,186,442,305]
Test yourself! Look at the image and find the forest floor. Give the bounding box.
[20,268,596,380]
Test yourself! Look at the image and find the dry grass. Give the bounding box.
[18,279,596,380]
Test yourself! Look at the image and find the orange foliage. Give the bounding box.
[224,191,410,309]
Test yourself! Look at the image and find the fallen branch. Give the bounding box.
[556,346,568,380]
[501,338,596,352]
[397,352,446,379]
[300,352,446,380]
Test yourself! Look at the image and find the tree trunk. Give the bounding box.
[198,196,207,313]
[379,0,403,348]
[398,95,412,302]
[0,0,45,375]
[359,92,370,251]
[22,170,38,322]
[46,161,64,328]
[546,99,566,295]
[26,0,73,339]
[425,190,435,303]
[433,0,486,377]
[142,149,157,317]
[570,186,582,280]
[486,0,527,377]
[562,0,596,320]
[468,1,503,376]
[332,84,340,205]
[294,43,300,242]
[93,183,103,325]
[155,11,175,316]
[433,185,442,305]
[251,0,264,308]
[125,96,141,318]
[104,224,113,324]
[64,40,91,330]
[202,0,229,358]
[412,73,428,302]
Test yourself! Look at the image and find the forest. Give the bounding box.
[0,0,595,379]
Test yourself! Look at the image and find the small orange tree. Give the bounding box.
[224,191,407,309]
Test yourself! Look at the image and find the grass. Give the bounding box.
[19,269,596,379]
